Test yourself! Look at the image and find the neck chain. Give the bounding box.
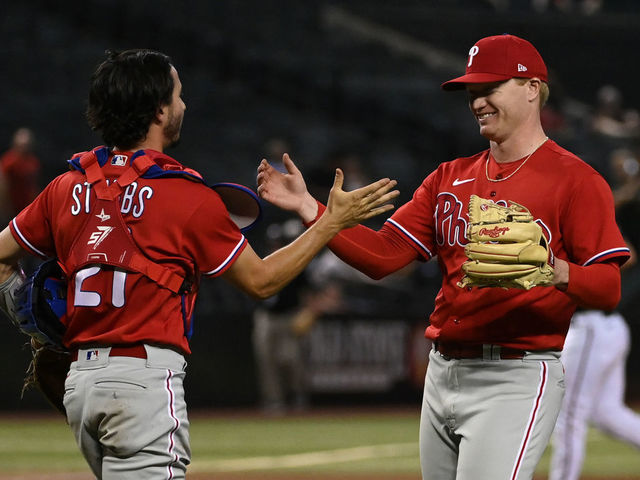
[485,137,548,183]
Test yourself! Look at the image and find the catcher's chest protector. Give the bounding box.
[62,150,187,294]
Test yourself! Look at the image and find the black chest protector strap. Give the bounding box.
[63,151,190,294]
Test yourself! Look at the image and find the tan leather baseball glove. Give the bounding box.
[457,195,554,290]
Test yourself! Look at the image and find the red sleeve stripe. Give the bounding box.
[10,218,47,257]
[204,236,247,276]
[385,219,433,259]
[583,247,630,266]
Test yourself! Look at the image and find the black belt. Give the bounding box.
[434,342,527,360]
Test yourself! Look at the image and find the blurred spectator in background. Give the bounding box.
[609,147,640,208]
[531,0,603,14]
[591,85,640,140]
[607,147,640,251]
[252,219,343,415]
[577,85,640,180]
[0,127,41,217]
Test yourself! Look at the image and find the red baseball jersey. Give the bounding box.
[10,148,247,354]
[388,139,629,350]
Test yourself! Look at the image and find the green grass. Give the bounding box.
[0,410,638,477]
[0,416,87,472]
[536,428,640,477]
[188,412,420,474]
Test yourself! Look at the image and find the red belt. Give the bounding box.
[434,342,527,360]
[72,345,147,361]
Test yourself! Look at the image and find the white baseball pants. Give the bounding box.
[549,310,640,480]
[63,345,190,479]
[420,348,565,479]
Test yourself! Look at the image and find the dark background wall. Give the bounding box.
[1,0,640,410]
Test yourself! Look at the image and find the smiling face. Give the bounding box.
[466,79,536,143]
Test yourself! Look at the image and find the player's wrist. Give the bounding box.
[552,258,569,290]
[313,208,343,238]
[302,201,326,228]
[299,195,320,224]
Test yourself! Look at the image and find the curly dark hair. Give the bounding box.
[86,49,174,150]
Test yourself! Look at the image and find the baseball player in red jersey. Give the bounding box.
[257,34,630,480]
[0,49,398,479]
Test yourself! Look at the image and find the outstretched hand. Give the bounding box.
[257,153,399,225]
[325,168,399,230]
[257,153,317,220]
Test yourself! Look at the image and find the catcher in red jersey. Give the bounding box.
[0,49,398,479]
[257,34,630,480]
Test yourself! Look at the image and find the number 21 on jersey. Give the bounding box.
[74,266,127,308]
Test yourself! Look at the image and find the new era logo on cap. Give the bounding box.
[441,34,547,90]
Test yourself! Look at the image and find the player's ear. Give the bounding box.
[527,78,541,103]
[153,106,166,125]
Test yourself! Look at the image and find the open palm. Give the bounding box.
[257,153,313,213]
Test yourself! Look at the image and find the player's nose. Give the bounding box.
[468,95,487,111]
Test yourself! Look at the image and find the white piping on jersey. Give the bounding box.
[509,361,548,480]
[582,247,630,266]
[385,219,433,258]
[205,236,246,276]
[11,218,47,257]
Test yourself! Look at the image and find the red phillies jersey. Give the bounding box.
[388,139,629,350]
[10,148,247,354]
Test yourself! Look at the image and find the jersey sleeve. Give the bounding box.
[9,180,57,258]
[181,189,247,277]
[562,170,629,266]
[385,171,438,260]
[303,202,419,280]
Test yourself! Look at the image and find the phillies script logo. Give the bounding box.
[478,226,509,238]
[434,193,554,258]
[435,192,467,246]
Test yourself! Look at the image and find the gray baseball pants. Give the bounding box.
[420,347,565,479]
[63,345,190,479]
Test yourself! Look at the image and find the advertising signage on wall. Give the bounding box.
[304,316,431,393]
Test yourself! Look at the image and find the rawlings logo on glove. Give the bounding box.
[457,195,554,290]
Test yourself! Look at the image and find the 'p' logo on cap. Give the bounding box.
[468,46,479,67]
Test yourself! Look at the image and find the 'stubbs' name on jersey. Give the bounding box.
[70,181,153,218]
